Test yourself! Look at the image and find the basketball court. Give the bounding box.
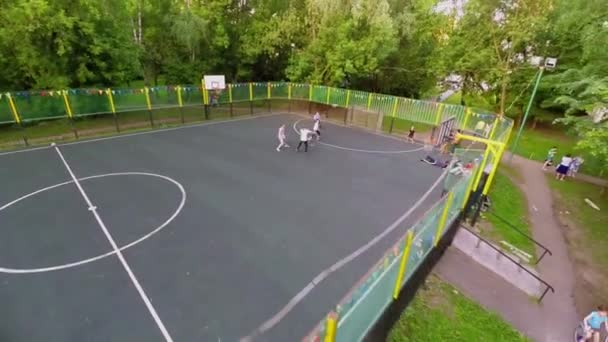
[0,113,445,341]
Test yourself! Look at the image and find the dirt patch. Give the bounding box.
[421,277,455,319]
[552,192,608,314]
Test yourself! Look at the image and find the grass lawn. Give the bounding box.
[480,166,536,262]
[388,275,530,342]
[546,177,608,312]
[509,127,604,178]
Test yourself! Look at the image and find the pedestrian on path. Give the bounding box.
[542,146,557,170]
[580,305,608,342]
[276,124,289,152]
[312,119,321,141]
[568,156,584,178]
[555,153,573,181]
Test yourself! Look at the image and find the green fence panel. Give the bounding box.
[111,88,148,112]
[252,83,267,100]
[329,88,348,107]
[311,85,328,104]
[68,89,111,117]
[148,86,179,109]
[231,83,250,103]
[0,95,15,124]
[270,82,288,98]
[178,85,202,107]
[336,247,402,342]
[349,90,368,108]
[443,103,466,126]
[13,91,67,122]
[291,83,310,100]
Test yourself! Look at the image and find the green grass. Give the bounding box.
[546,177,608,271]
[481,166,536,261]
[509,127,604,178]
[389,275,530,342]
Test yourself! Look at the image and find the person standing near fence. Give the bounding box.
[313,112,321,122]
[407,126,415,143]
[276,124,289,152]
[297,128,312,152]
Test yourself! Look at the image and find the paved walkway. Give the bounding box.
[436,152,580,341]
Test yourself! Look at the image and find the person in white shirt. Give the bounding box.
[313,112,321,122]
[297,128,312,152]
[276,124,289,152]
[312,119,321,140]
[555,154,573,181]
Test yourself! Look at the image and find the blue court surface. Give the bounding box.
[0,113,444,341]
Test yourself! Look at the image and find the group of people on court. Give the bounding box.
[276,112,322,152]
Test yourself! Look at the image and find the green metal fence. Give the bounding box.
[0,82,512,341]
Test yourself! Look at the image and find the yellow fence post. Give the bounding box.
[106,88,120,132]
[62,90,74,119]
[144,87,152,110]
[249,82,253,101]
[324,312,338,342]
[308,84,313,101]
[433,191,454,247]
[326,87,331,104]
[288,83,292,100]
[267,82,271,99]
[391,97,398,117]
[227,84,233,103]
[393,230,414,299]
[345,90,351,107]
[7,93,21,125]
[177,86,183,107]
[366,93,372,110]
[463,108,471,130]
[434,103,445,125]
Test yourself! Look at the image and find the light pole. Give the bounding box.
[509,57,557,162]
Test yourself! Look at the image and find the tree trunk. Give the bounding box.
[499,75,508,116]
[531,117,538,130]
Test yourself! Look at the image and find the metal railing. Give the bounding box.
[484,210,553,265]
[459,225,555,302]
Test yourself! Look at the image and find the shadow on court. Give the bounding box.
[0,113,444,341]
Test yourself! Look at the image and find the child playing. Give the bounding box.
[555,153,573,181]
[407,126,415,143]
[276,124,289,152]
[297,128,313,152]
[542,146,557,170]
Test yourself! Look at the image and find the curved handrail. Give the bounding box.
[459,225,555,302]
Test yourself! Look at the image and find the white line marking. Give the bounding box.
[0,113,284,157]
[240,166,449,341]
[52,146,174,342]
[292,120,424,154]
[0,172,186,274]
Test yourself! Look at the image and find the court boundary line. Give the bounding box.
[0,112,285,157]
[241,165,450,341]
[52,145,174,342]
[292,119,424,154]
[0,172,186,274]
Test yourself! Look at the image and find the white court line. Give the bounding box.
[240,166,450,341]
[292,120,424,154]
[52,145,174,342]
[0,113,285,157]
[0,172,186,274]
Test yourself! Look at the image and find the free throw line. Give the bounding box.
[52,145,174,342]
[241,165,450,341]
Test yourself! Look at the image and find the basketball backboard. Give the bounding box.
[203,75,226,90]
